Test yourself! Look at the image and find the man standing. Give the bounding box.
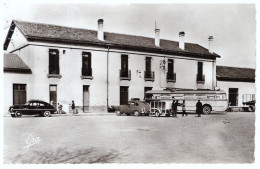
[172,100,179,117]
[72,100,76,114]
[196,100,203,117]
[171,100,175,117]
[182,100,188,117]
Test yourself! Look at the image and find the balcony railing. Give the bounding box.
[196,74,205,84]
[81,68,93,80]
[144,71,155,81]
[120,69,131,81]
[167,72,176,83]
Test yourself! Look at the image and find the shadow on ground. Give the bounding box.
[5,147,122,164]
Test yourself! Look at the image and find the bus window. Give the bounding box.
[207,95,215,99]
[216,95,221,99]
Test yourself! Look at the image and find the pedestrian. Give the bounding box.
[171,100,175,117]
[196,100,203,117]
[58,103,63,114]
[182,100,188,117]
[173,100,179,117]
[72,100,76,114]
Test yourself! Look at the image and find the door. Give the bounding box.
[83,85,89,112]
[229,88,238,106]
[50,85,57,109]
[13,84,26,105]
[120,86,129,105]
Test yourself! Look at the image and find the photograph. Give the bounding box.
[2,2,257,164]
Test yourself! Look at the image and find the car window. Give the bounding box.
[129,102,135,106]
[39,103,45,106]
[30,102,38,106]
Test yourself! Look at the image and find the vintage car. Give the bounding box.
[9,100,56,117]
[112,100,150,116]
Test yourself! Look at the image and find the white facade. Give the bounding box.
[4,22,217,114]
[217,81,255,106]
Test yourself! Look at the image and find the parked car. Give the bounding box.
[9,100,56,117]
[112,100,150,116]
[242,100,255,112]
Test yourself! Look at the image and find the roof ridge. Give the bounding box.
[13,20,200,45]
[217,65,255,70]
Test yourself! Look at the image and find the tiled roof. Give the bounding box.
[216,66,255,82]
[4,53,31,73]
[4,20,220,59]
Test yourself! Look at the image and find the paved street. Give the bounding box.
[4,112,254,163]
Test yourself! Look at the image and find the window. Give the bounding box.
[167,59,176,82]
[82,52,92,76]
[168,59,174,74]
[145,57,151,73]
[120,55,131,80]
[144,57,154,81]
[197,62,203,81]
[49,49,60,74]
[13,84,26,105]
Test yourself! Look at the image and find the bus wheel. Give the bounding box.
[155,110,160,117]
[248,105,255,112]
[202,105,211,114]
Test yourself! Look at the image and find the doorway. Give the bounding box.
[83,85,89,112]
[50,85,57,109]
[120,86,129,105]
[13,84,26,105]
[229,88,238,106]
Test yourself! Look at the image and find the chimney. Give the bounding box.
[179,31,185,50]
[208,36,214,53]
[155,28,160,47]
[97,19,104,41]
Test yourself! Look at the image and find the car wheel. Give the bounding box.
[248,105,255,112]
[11,114,16,118]
[116,110,121,116]
[42,111,51,117]
[155,110,160,117]
[134,111,139,116]
[202,105,211,114]
[15,111,22,118]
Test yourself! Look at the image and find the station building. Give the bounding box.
[3,19,220,113]
[216,66,255,107]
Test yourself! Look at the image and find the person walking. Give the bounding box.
[173,100,179,117]
[196,100,203,117]
[182,100,188,117]
[72,100,76,114]
[58,103,63,114]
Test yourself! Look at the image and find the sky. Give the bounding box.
[2,3,256,68]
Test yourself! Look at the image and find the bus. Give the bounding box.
[144,89,228,117]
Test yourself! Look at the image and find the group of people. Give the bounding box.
[171,99,203,117]
[52,100,77,114]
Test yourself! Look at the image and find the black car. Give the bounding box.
[9,100,56,117]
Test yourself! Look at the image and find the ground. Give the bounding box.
[4,112,255,164]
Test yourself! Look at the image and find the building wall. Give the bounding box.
[5,37,215,113]
[108,51,214,106]
[6,27,28,53]
[4,73,33,113]
[217,81,255,106]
